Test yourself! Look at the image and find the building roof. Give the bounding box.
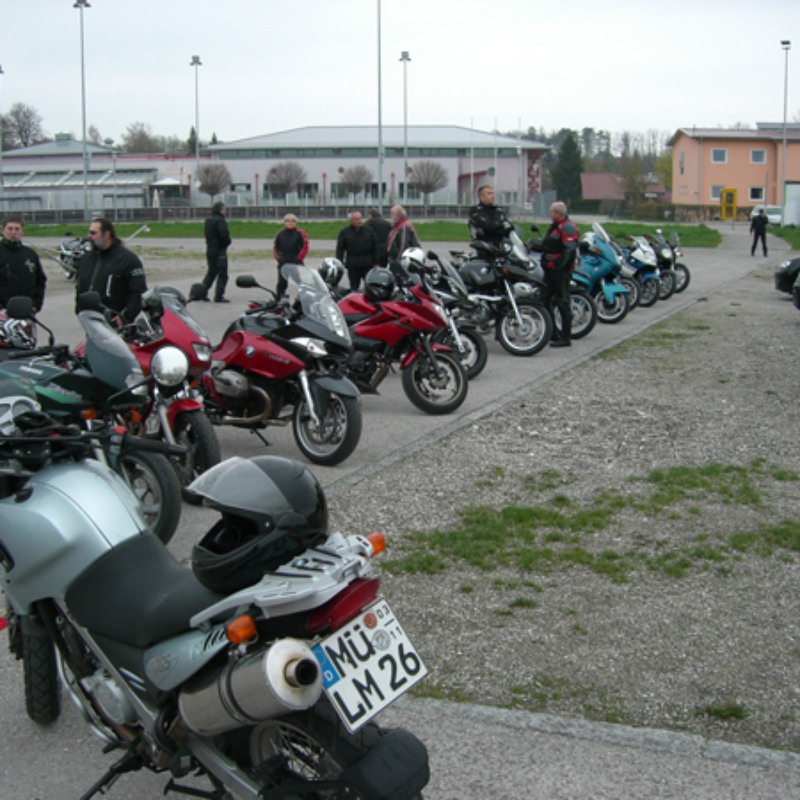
[210,125,549,152]
[1,168,157,189]
[581,173,666,201]
[3,133,112,158]
[669,123,800,146]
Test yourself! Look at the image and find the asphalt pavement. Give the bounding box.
[3,221,799,799]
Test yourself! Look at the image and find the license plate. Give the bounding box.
[312,598,427,733]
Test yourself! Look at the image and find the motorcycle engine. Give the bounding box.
[212,369,250,399]
[81,669,137,725]
[460,300,492,327]
[513,282,543,301]
[348,350,375,378]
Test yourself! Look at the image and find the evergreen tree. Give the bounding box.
[550,131,584,205]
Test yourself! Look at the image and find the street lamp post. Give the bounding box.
[376,1,383,213]
[400,51,411,204]
[781,40,791,219]
[104,138,117,222]
[74,0,90,222]
[0,64,5,210]
[190,55,202,204]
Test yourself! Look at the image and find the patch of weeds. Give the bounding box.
[458,585,474,594]
[572,622,588,635]
[522,580,544,592]
[522,469,567,491]
[495,609,513,617]
[700,702,750,721]
[509,597,537,609]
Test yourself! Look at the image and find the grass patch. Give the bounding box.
[700,702,750,721]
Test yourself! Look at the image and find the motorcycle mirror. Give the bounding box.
[188,283,208,302]
[235,275,258,289]
[77,291,103,312]
[426,250,439,261]
[530,224,540,233]
[5,296,34,320]
[65,231,73,236]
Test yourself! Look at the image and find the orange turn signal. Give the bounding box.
[81,408,97,420]
[366,532,386,557]
[226,615,257,645]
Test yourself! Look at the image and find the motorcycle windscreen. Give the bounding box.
[79,310,145,393]
[281,264,351,343]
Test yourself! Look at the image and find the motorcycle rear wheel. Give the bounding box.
[171,410,222,504]
[497,300,552,356]
[115,452,181,544]
[638,278,660,308]
[674,263,691,293]
[431,325,488,379]
[402,351,468,414]
[293,393,362,466]
[658,269,677,300]
[554,292,597,340]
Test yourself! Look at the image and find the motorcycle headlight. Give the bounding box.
[192,342,213,362]
[293,337,328,357]
[151,346,190,387]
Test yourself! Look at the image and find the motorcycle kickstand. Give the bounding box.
[80,745,146,800]
[249,428,271,447]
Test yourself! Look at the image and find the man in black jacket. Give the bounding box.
[203,201,232,302]
[468,185,513,248]
[75,217,147,326]
[541,202,579,348]
[0,214,47,312]
[750,208,769,257]
[336,211,378,292]
[364,208,392,266]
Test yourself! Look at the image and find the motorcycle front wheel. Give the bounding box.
[593,288,629,324]
[659,269,677,300]
[638,277,660,307]
[431,325,488,380]
[293,393,362,466]
[497,300,552,356]
[115,452,181,544]
[171,409,222,504]
[402,351,468,414]
[620,276,641,310]
[19,616,60,725]
[674,263,691,293]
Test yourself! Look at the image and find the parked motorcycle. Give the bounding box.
[201,264,363,466]
[574,223,630,324]
[666,229,691,293]
[0,296,183,543]
[338,265,470,414]
[619,235,662,308]
[0,407,430,799]
[642,230,678,300]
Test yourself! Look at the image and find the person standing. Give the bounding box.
[468,185,513,247]
[203,201,231,303]
[364,208,392,266]
[750,208,769,257]
[75,217,147,326]
[540,201,579,349]
[273,214,310,297]
[336,211,378,292]
[386,205,420,265]
[0,214,47,312]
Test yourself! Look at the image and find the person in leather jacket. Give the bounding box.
[273,213,309,297]
[336,211,378,292]
[749,208,769,257]
[203,201,232,302]
[75,217,147,326]
[0,214,47,312]
[541,201,579,348]
[468,185,513,248]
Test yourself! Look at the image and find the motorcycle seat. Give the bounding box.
[65,532,226,648]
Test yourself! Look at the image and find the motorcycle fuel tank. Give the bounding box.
[459,260,496,291]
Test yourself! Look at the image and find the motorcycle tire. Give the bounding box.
[658,269,678,300]
[620,276,642,310]
[674,263,691,293]
[22,626,60,725]
[497,300,552,356]
[402,351,468,415]
[432,325,488,380]
[554,292,597,340]
[247,702,425,800]
[115,452,181,545]
[170,410,222,504]
[638,278,660,308]
[293,393,362,466]
[592,288,629,324]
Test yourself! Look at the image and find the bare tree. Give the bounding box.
[3,102,46,149]
[408,160,449,204]
[121,121,161,153]
[339,165,374,201]
[198,162,233,202]
[618,153,649,206]
[266,161,308,197]
[87,124,103,145]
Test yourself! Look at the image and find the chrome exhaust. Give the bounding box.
[214,385,273,426]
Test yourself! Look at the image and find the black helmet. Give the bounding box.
[190,456,328,593]
[319,257,344,288]
[364,268,395,302]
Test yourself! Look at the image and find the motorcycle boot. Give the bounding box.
[551,314,572,348]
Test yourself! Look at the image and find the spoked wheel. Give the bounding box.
[432,325,488,379]
[402,351,468,414]
[293,393,362,466]
[638,278,660,307]
[497,300,552,356]
[171,410,222,504]
[115,452,182,544]
[592,288,630,324]
[674,263,691,293]
[659,269,677,300]
[620,276,642,310]
[554,292,597,340]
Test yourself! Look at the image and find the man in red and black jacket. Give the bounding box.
[273,214,310,297]
[540,202,579,348]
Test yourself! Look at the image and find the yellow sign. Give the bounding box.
[720,188,737,221]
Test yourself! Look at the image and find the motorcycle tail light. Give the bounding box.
[81,408,97,420]
[367,532,386,557]
[226,615,257,644]
[306,578,380,634]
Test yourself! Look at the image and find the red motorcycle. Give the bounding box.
[338,266,469,414]
[200,264,363,466]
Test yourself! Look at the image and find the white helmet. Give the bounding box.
[319,258,344,287]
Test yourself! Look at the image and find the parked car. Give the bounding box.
[751,205,783,225]
[774,257,800,294]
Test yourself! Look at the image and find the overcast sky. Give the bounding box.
[3,0,797,147]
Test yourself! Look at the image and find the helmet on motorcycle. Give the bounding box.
[190,456,328,594]
[0,317,37,349]
[319,257,344,288]
[364,268,395,302]
[399,247,426,274]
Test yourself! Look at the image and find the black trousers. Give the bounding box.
[347,264,372,293]
[751,231,767,256]
[203,253,229,300]
[544,266,572,339]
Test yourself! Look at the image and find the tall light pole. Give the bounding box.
[0,64,5,208]
[104,137,117,222]
[400,51,410,204]
[74,0,90,222]
[780,40,791,218]
[376,1,383,213]
[190,55,202,203]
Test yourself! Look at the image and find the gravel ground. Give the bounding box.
[327,261,800,755]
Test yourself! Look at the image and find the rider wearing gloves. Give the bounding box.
[468,185,513,247]
[541,201,579,348]
[0,214,47,312]
[75,217,147,327]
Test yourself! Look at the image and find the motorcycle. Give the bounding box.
[338,264,470,414]
[0,296,183,544]
[664,229,691,294]
[642,230,678,300]
[201,263,363,466]
[574,223,630,324]
[619,235,662,308]
[123,284,221,499]
[0,407,430,800]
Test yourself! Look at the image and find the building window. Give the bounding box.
[750,187,765,202]
[679,151,685,176]
[231,183,251,192]
[750,149,766,164]
[711,148,727,164]
[710,185,724,201]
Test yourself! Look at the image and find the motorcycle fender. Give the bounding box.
[602,281,628,303]
[399,343,452,370]
[307,374,360,418]
[144,626,229,692]
[165,397,205,428]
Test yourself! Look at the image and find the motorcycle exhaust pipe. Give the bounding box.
[215,385,273,427]
[370,363,390,390]
[178,639,322,736]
